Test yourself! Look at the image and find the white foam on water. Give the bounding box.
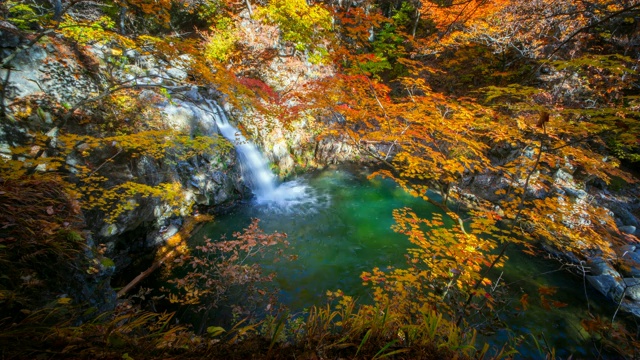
[205,99,329,213]
[253,179,330,214]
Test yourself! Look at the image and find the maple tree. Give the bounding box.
[255,0,333,58]
[164,218,288,332]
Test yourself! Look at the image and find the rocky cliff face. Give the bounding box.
[235,106,360,179]
[0,28,247,309]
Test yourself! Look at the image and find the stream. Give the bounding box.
[191,166,619,359]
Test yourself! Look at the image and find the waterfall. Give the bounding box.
[205,99,325,211]
[206,100,277,200]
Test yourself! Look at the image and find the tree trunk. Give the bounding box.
[53,0,63,21]
[412,10,420,37]
[119,6,126,35]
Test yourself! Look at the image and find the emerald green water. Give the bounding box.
[192,167,618,358]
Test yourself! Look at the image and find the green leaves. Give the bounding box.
[481,84,544,104]
[6,2,40,30]
[59,15,121,45]
[203,17,238,63]
[207,326,226,337]
[551,54,638,76]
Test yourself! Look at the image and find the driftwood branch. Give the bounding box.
[117,218,206,298]
[116,250,175,298]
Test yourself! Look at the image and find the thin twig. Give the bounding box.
[86,148,122,178]
[611,286,627,325]
[26,78,46,92]
[540,3,640,64]
[580,260,592,314]
[63,80,194,122]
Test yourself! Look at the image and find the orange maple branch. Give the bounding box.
[117,216,206,298]
[366,78,390,131]
[456,123,547,326]
[335,113,395,169]
[440,0,472,37]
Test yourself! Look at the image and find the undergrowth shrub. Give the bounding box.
[0,177,86,318]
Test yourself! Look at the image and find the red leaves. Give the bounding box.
[516,289,567,312]
[165,218,288,316]
[537,286,557,296]
[238,77,279,102]
[536,111,550,128]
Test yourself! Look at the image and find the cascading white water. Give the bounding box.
[205,99,327,211]
[205,99,329,212]
[206,100,277,200]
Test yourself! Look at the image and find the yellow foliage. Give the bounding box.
[202,17,238,63]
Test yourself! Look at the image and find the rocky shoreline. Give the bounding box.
[459,155,640,317]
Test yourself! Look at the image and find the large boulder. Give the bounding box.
[586,255,640,317]
[619,225,637,235]
[586,274,625,301]
[623,278,640,302]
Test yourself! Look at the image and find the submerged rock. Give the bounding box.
[619,225,637,235]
